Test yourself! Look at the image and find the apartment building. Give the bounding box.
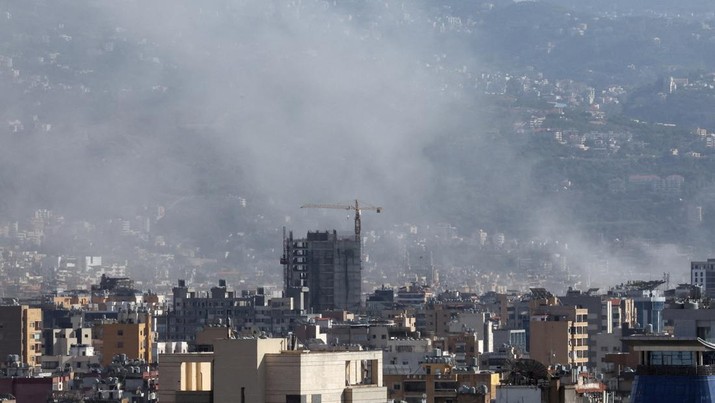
[159,337,386,403]
[0,305,43,367]
[529,306,589,368]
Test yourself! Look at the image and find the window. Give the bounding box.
[117,342,124,348]
[698,327,711,341]
[435,381,459,391]
[649,351,694,366]
[117,330,124,336]
[403,381,426,392]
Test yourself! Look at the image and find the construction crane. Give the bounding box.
[301,199,382,241]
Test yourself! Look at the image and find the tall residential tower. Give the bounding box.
[282,230,362,313]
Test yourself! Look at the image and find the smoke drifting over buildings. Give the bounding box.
[1,1,489,224]
[127,0,486,221]
[0,0,709,287]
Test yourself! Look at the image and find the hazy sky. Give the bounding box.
[0,0,695,285]
[95,0,483,226]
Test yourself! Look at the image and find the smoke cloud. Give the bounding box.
[89,0,479,225]
[0,0,695,288]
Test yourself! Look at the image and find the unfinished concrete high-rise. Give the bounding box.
[282,230,361,313]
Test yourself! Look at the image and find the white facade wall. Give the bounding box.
[496,385,542,403]
[264,350,385,403]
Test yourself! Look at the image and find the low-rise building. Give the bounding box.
[384,353,499,403]
[159,337,386,403]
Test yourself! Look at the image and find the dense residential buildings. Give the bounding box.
[2,244,715,401]
[164,279,257,342]
[7,1,715,402]
[384,352,500,403]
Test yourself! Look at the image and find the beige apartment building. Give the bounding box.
[159,337,386,403]
[158,352,214,403]
[530,306,589,368]
[0,305,42,367]
[99,311,153,366]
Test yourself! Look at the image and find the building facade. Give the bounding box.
[160,337,386,403]
[384,355,499,403]
[283,230,362,313]
[529,306,589,368]
[633,295,665,333]
[164,279,257,342]
[0,305,42,367]
[99,310,153,366]
[691,258,715,298]
[626,336,715,403]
